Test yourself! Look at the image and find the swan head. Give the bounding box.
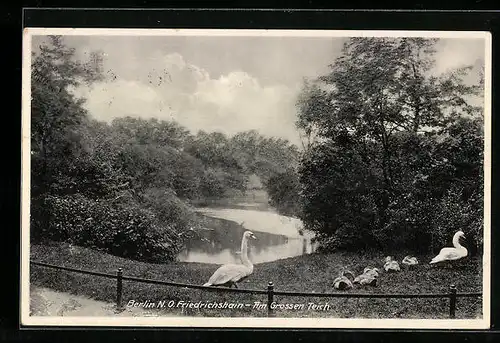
[367,267,380,276]
[341,270,355,281]
[453,231,466,245]
[243,231,257,240]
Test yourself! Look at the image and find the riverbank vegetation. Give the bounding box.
[30,242,482,318]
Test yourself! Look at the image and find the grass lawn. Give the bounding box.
[29,242,483,319]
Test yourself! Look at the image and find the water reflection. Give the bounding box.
[177,211,318,265]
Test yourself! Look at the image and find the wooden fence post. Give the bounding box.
[267,281,274,317]
[116,267,123,311]
[449,284,457,319]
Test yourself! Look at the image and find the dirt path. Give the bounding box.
[30,286,162,317]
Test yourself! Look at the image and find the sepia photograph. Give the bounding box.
[21,28,491,329]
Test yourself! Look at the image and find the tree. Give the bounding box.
[31,36,103,197]
[30,36,109,237]
[228,130,300,183]
[295,79,330,154]
[266,168,302,217]
[297,37,483,252]
[111,117,190,149]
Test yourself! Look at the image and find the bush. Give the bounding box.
[32,194,181,263]
[266,169,302,217]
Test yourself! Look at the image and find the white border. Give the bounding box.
[21,28,492,329]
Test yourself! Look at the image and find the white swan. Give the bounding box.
[430,231,468,265]
[333,269,355,290]
[203,230,257,288]
[353,267,379,287]
[383,256,401,272]
[353,273,377,287]
[402,255,419,266]
[363,267,380,278]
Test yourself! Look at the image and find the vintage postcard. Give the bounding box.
[21,28,491,329]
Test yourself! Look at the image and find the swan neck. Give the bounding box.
[453,234,464,249]
[240,236,252,267]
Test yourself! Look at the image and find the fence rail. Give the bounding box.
[30,260,482,318]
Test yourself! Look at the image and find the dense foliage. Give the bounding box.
[30,36,299,262]
[265,168,302,217]
[296,37,484,255]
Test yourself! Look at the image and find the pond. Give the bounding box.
[177,208,319,265]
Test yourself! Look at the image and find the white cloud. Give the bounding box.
[73,53,302,145]
[73,80,164,120]
[433,38,485,74]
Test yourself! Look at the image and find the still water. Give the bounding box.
[177,208,318,265]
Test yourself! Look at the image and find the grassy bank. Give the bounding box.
[30,242,483,319]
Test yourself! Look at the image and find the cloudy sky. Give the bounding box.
[32,34,486,146]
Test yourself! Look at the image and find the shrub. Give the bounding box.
[33,194,181,263]
[266,169,302,217]
[139,187,198,233]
